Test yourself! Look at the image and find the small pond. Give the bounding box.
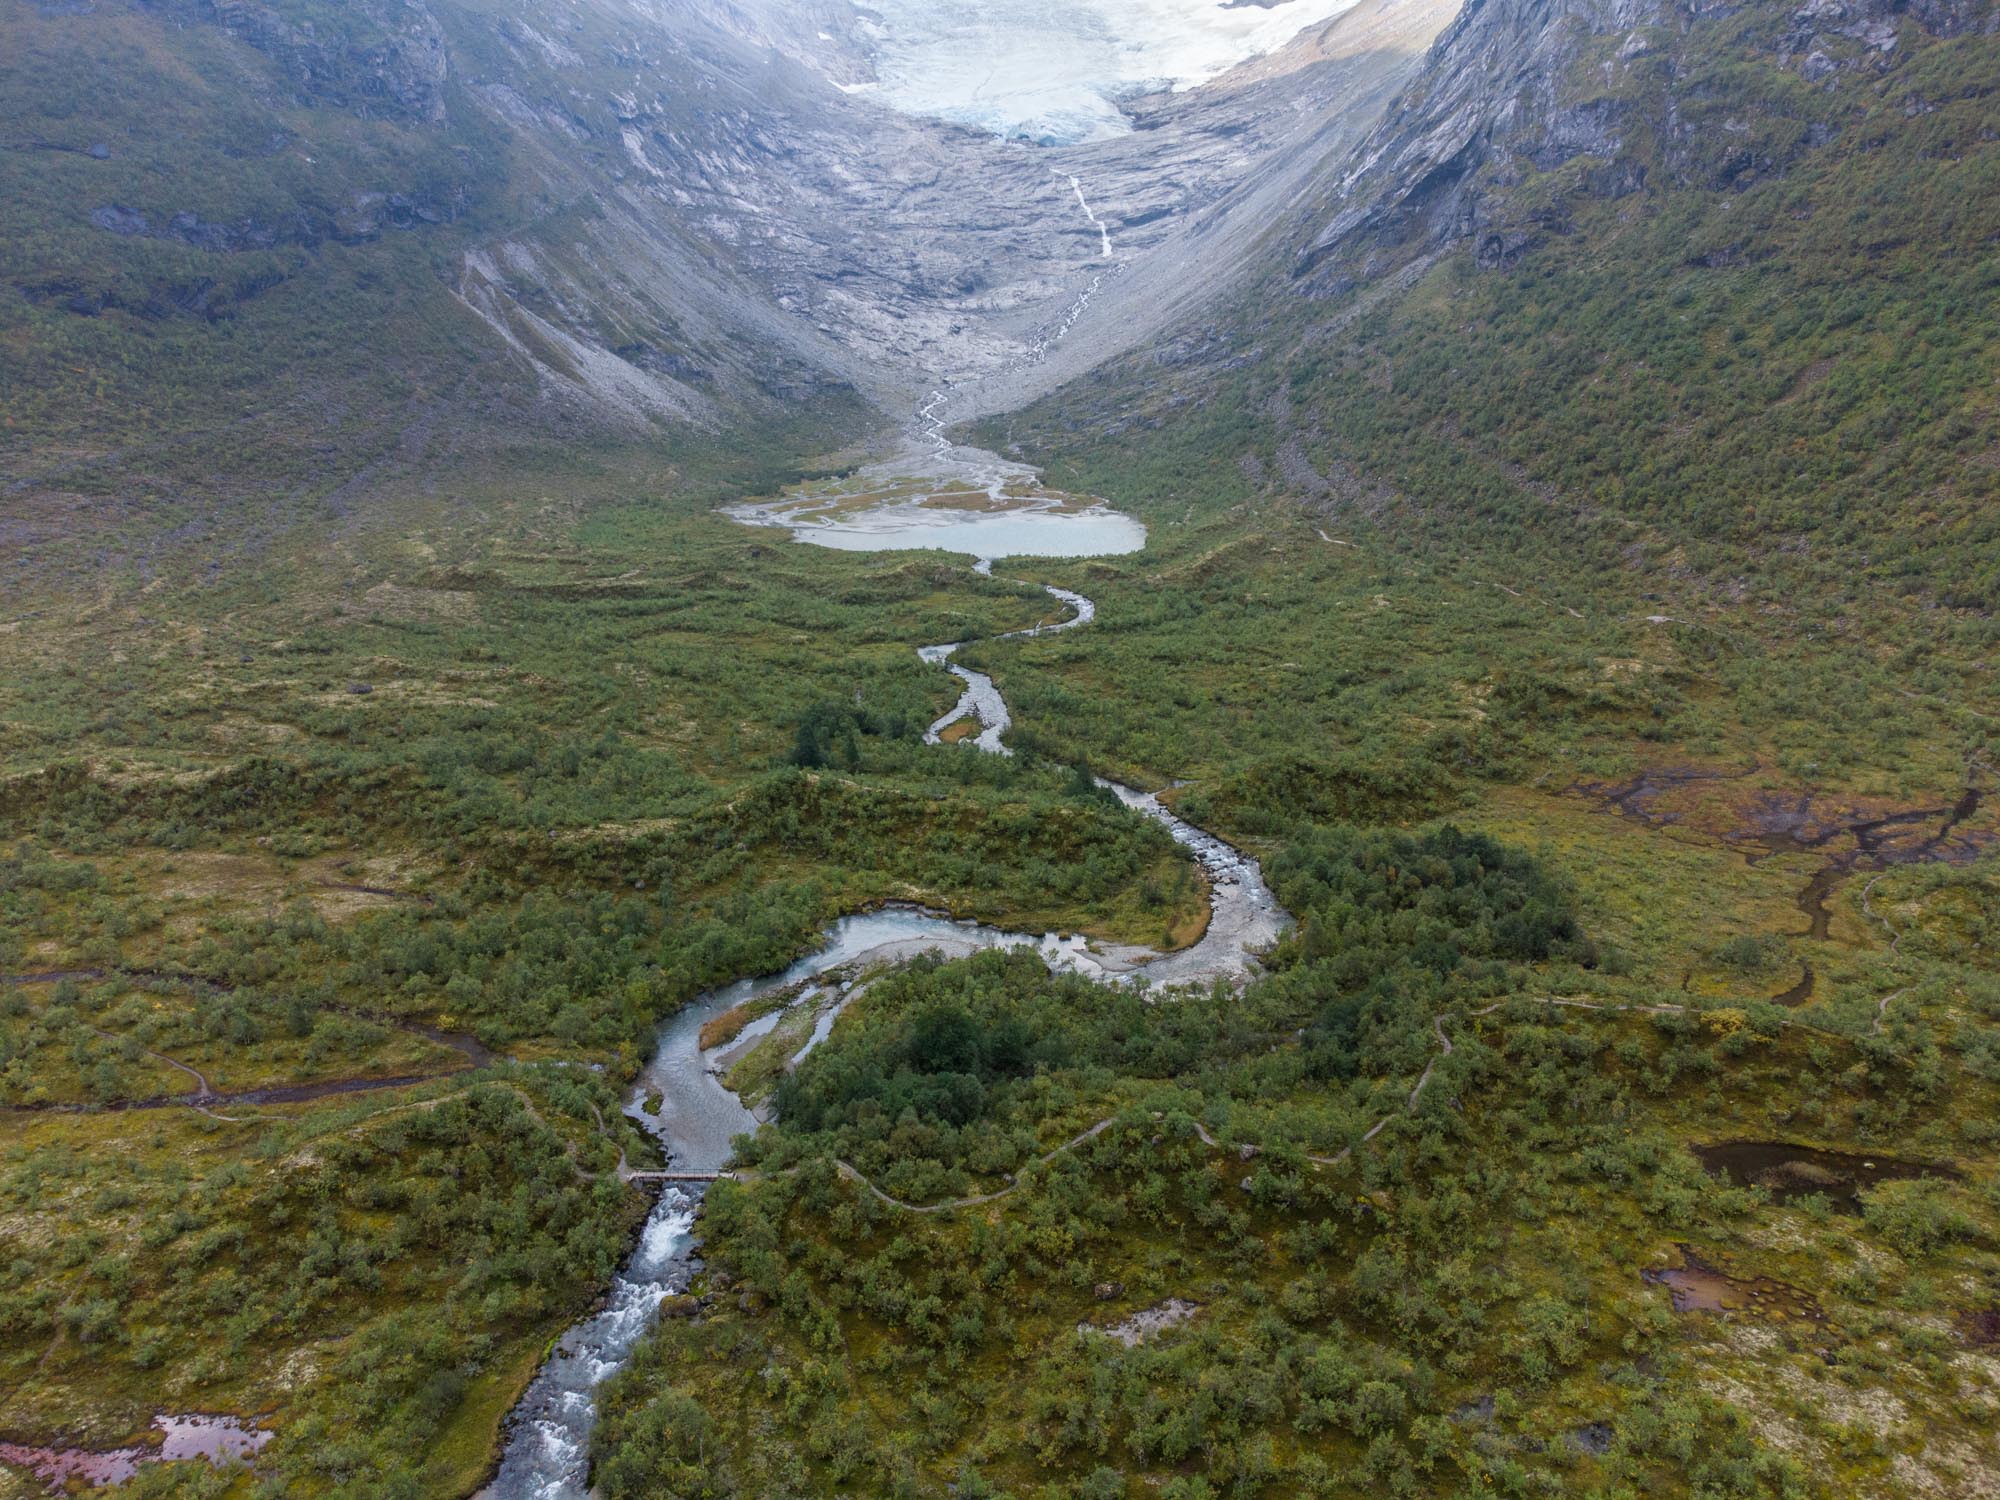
[0,1415,269,1491]
[728,493,1145,559]
[1693,1140,1956,1214]
[1643,1245,1823,1322]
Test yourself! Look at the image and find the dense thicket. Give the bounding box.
[592,830,1999,1499]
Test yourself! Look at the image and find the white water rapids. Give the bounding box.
[1063,172,1115,258]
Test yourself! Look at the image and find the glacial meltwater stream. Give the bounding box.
[479,454,1289,1499]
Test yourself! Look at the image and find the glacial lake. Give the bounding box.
[728,494,1146,560]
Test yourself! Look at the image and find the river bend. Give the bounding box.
[479,536,1289,1499]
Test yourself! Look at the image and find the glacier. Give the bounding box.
[842,0,1364,142]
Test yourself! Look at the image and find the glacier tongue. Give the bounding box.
[848,0,1365,142]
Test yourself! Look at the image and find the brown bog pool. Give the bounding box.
[1693,1141,1956,1214]
[0,1415,269,1491]
[1643,1245,1823,1321]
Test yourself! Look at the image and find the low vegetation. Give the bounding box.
[2,1,1997,1495]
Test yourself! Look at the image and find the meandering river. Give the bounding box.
[478,472,1290,1499]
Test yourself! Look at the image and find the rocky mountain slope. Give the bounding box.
[12,0,1989,596]
[995,0,1999,606]
[1294,0,1994,283]
[0,0,1452,579]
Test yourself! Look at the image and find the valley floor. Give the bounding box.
[1,433,1997,1499]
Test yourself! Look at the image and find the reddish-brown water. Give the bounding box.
[1580,772,1989,1006]
[1960,1309,2000,1345]
[0,1415,269,1492]
[0,1444,145,1489]
[1643,1245,1822,1321]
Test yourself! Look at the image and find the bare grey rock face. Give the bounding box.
[424,0,1456,440]
[19,0,1456,461]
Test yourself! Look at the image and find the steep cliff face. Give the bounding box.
[1293,0,1998,287]
[2,0,882,477]
[146,0,455,122]
[952,0,1461,422]
[995,0,2000,605]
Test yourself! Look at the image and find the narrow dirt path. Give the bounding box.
[1469,577,1585,619]
[831,1019,1466,1212]
[826,989,1903,1213]
[88,1025,213,1097]
[1861,872,1914,1034]
[77,1025,260,1123]
[833,1117,1120,1213]
[243,1079,626,1185]
[1862,872,1907,959]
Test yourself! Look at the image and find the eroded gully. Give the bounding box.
[478,563,1291,1500]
